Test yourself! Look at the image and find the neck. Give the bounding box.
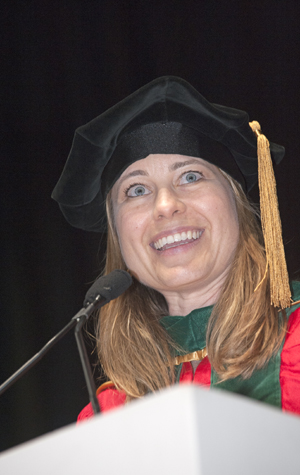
[161,275,226,316]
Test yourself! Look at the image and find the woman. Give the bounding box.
[52,77,300,418]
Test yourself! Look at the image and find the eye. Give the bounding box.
[179,171,203,185]
[125,183,151,197]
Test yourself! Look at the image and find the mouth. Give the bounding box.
[152,230,204,251]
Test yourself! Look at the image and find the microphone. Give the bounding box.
[73,270,132,414]
[0,270,132,400]
[83,269,132,309]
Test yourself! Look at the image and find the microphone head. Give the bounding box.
[84,270,132,306]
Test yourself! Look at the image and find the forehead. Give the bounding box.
[111,154,230,201]
[123,153,215,172]
[110,152,237,218]
[113,154,220,189]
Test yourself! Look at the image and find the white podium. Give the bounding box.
[1,385,300,474]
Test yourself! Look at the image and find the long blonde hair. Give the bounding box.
[96,174,287,397]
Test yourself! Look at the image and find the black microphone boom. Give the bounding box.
[0,270,132,408]
[73,270,132,414]
[83,269,132,307]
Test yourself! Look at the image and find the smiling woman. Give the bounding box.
[111,154,239,312]
[52,77,300,418]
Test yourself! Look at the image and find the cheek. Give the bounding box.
[204,189,239,242]
[115,216,132,257]
[114,209,147,263]
[216,196,239,249]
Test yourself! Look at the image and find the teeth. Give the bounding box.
[154,230,202,250]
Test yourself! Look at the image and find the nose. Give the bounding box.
[153,188,186,220]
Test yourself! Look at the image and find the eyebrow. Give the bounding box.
[169,158,202,171]
[116,169,149,190]
[116,158,203,191]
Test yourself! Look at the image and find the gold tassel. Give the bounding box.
[249,121,291,309]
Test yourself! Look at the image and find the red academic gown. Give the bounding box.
[78,306,300,422]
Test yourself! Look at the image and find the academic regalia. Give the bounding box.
[78,283,300,422]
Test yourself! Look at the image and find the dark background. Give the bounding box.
[1,0,300,453]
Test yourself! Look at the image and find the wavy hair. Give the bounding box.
[96,172,287,398]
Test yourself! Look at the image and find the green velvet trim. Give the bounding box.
[160,281,300,407]
[160,305,212,355]
[175,363,183,383]
[286,280,300,317]
[160,306,212,384]
[212,282,300,407]
[211,351,283,407]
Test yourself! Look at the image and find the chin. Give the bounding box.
[154,272,211,293]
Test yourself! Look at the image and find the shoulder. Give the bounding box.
[282,306,300,358]
[280,288,300,415]
[284,281,300,344]
[77,382,126,423]
[290,281,300,307]
[282,281,300,359]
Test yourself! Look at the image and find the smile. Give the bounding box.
[153,230,203,251]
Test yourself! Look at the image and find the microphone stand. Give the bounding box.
[0,297,101,414]
[74,314,100,414]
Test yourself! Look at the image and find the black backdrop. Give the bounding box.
[1,1,300,453]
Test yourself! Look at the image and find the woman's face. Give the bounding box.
[111,154,239,299]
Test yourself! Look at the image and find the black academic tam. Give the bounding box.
[52,76,284,232]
